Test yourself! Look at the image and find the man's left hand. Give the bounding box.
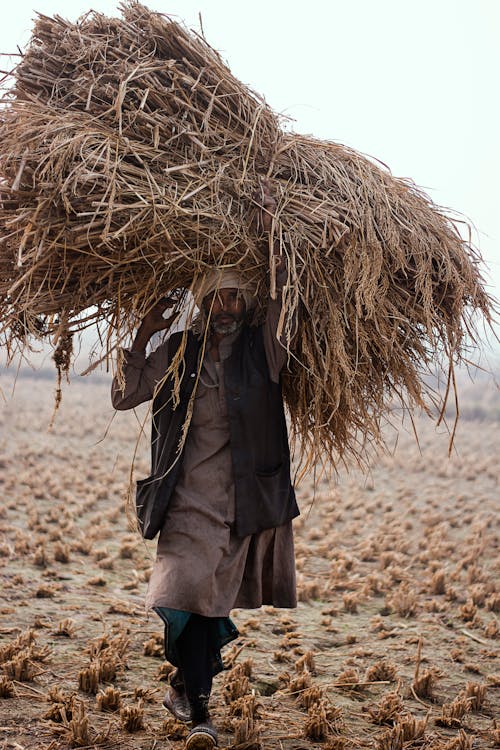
[255,177,276,234]
[254,178,285,272]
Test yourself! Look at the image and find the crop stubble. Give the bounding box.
[0,375,498,748]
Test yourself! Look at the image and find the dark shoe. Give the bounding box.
[185,723,218,749]
[170,667,185,692]
[163,685,193,723]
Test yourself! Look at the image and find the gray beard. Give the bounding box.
[211,318,244,336]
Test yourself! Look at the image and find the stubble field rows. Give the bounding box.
[0,372,498,749]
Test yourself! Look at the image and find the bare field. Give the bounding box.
[0,373,498,750]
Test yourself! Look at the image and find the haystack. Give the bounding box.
[0,2,495,469]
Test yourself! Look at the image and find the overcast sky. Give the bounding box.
[2,0,499,350]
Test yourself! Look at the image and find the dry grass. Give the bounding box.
[430,570,447,595]
[387,582,418,618]
[303,700,330,741]
[232,715,261,745]
[440,729,476,750]
[120,701,145,732]
[462,681,487,711]
[46,698,112,747]
[436,694,471,728]
[299,685,324,709]
[365,689,404,725]
[374,713,428,750]
[287,670,312,696]
[134,686,156,703]
[160,715,188,739]
[35,583,57,598]
[223,664,251,704]
[156,662,175,682]
[0,675,15,697]
[412,667,442,699]
[364,660,398,683]
[96,685,122,712]
[53,541,71,563]
[78,663,100,695]
[0,2,496,473]
[52,618,77,637]
[0,630,36,663]
[228,693,261,719]
[295,651,316,675]
[335,668,365,692]
[143,632,164,657]
[43,688,78,722]
[2,640,49,682]
[49,700,90,746]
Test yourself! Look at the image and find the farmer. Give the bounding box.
[111,183,299,749]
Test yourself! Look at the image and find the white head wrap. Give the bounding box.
[192,269,257,311]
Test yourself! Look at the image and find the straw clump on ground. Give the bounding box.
[0,1,495,468]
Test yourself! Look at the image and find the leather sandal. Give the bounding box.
[162,685,193,723]
[185,723,218,749]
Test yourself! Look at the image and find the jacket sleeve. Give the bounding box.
[111,339,171,410]
[263,266,298,384]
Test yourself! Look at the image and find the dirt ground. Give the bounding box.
[0,371,498,750]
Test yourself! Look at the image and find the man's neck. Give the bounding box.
[210,331,225,348]
[208,325,242,362]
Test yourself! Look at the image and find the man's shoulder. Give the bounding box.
[244,323,264,345]
[168,329,201,356]
[167,328,197,344]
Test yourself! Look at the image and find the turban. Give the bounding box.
[192,269,257,311]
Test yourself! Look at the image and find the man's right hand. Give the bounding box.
[131,297,177,352]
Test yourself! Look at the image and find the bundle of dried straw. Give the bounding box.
[0,2,495,468]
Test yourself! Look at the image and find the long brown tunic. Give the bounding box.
[112,295,297,617]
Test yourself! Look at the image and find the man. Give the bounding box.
[111,184,299,749]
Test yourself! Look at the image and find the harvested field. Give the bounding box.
[0,371,499,749]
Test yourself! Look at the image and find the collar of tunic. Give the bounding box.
[200,328,242,388]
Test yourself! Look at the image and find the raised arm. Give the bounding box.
[111,298,177,410]
[255,178,297,383]
[263,259,297,384]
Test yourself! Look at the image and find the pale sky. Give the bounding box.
[2,0,499,339]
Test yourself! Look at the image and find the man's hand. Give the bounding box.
[254,178,285,273]
[255,177,276,234]
[131,297,177,353]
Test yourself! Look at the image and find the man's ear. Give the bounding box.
[202,292,214,312]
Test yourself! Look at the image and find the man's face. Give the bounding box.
[203,287,246,336]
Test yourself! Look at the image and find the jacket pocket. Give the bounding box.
[135,474,168,540]
[255,463,283,477]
